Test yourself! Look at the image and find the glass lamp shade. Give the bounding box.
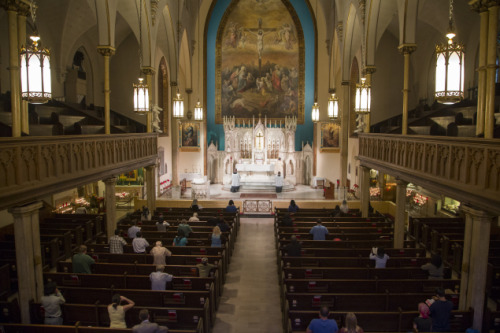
[173,91,184,118]
[435,35,464,104]
[355,78,371,114]
[194,100,203,121]
[328,93,339,121]
[311,102,320,122]
[133,78,149,114]
[20,36,52,104]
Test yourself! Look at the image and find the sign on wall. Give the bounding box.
[216,0,304,124]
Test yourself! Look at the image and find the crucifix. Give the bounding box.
[256,131,264,150]
[246,18,278,75]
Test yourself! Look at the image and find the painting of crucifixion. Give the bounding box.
[216,0,304,124]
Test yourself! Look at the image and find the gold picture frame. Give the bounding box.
[178,122,200,152]
[320,122,340,152]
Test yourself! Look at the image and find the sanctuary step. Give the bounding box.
[222,181,295,193]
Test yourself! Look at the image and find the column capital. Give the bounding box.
[145,165,156,171]
[103,177,118,184]
[141,66,156,76]
[1,0,31,13]
[364,66,376,75]
[170,81,178,87]
[185,88,193,94]
[97,46,116,57]
[341,81,350,86]
[461,204,496,220]
[9,201,43,216]
[398,43,417,55]
[395,179,409,187]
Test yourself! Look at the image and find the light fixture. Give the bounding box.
[193,0,204,121]
[133,0,149,114]
[355,77,371,114]
[173,91,184,118]
[20,2,51,104]
[133,78,149,114]
[311,102,320,122]
[434,0,464,104]
[194,100,203,121]
[172,1,184,118]
[327,93,339,121]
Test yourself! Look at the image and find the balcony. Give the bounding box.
[0,133,157,210]
[357,133,500,215]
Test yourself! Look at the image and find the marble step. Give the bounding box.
[222,183,295,193]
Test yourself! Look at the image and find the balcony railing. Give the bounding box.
[358,133,500,215]
[0,133,158,210]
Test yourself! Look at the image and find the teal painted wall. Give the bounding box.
[206,0,314,151]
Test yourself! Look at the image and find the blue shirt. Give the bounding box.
[309,225,329,240]
[288,205,299,213]
[211,234,222,247]
[174,237,188,246]
[226,205,238,213]
[308,318,338,333]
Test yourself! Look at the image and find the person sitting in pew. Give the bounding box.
[132,232,150,254]
[288,200,299,213]
[72,245,95,274]
[151,241,172,265]
[150,265,174,291]
[41,281,65,325]
[429,288,453,332]
[339,200,349,215]
[178,219,193,237]
[128,221,141,239]
[413,302,432,333]
[339,312,363,333]
[280,213,293,227]
[196,257,215,278]
[211,226,222,247]
[189,212,200,222]
[309,219,329,241]
[369,247,389,268]
[172,229,188,246]
[108,294,135,328]
[217,218,230,233]
[132,309,168,333]
[226,200,238,213]
[156,213,170,232]
[421,253,444,279]
[285,235,301,257]
[109,229,127,254]
[306,305,338,333]
[191,199,201,212]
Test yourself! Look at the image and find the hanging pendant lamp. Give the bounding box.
[133,78,149,114]
[355,78,371,114]
[328,93,340,121]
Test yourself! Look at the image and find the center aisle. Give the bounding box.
[212,217,282,333]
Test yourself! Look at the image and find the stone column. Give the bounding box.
[364,66,376,133]
[359,166,370,218]
[97,46,116,135]
[459,209,474,310]
[104,177,117,240]
[476,7,489,136]
[7,8,21,137]
[394,179,408,248]
[142,67,155,133]
[398,44,417,135]
[459,205,494,330]
[340,81,350,188]
[145,165,157,214]
[171,81,179,185]
[17,11,29,134]
[378,172,386,201]
[485,4,498,139]
[9,201,44,323]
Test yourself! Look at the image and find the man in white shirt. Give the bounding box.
[275,171,284,193]
[150,265,174,290]
[127,222,141,239]
[132,232,149,253]
[231,170,240,193]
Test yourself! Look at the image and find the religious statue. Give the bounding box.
[152,104,163,133]
[354,114,365,134]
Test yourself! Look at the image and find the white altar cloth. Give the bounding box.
[236,164,274,172]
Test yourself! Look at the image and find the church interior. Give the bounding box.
[0,0,500,332]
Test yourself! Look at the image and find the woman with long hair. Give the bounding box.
[108,294,134,328]
[173,229,188,246]
[211,226,222,247]
[421,253,444,279]
[413,302,432,332]
[288,200,299,213]
[339,312,363,333]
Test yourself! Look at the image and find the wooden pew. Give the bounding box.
[2,323,203,333]
[278,246,426,258]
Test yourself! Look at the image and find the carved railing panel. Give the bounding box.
[0,133,157,210]
[358,134,500,215]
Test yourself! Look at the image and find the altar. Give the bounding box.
[235,163,277,188]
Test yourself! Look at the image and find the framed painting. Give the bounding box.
[215,0,304,124]
[178,122,200,152]
[320,123,340,152]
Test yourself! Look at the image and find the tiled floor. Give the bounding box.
[212,217,283,333]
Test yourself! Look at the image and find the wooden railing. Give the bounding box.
[358,133,500,214]
[0,133,157,210]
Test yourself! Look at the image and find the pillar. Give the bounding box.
[364,66,376,133]
[145,165,157,214]
[7,8,21,137]
[476,8,488,136]
[394,179,408,248]
[17,11,29,134]
[398,44,417,135]
[142,67,155,133]
[485,4,498,139]
[459,205,494,330]
[340,81,350,189]
[9,201,44,323]
[359,166,370,218]
[171,81,179,185]
[97,46,115,135]
[104,177,117,240]
[459,209,474,310]
[378,172,386,201]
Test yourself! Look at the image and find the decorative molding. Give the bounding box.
[97,45,116,57]
[0,133,158,210]
[364,66,376,75]
[398,44,417,55]
[141,66,156,76]
[336,22,343,43]
[151,0,159,26]
[357,133,500,215]
[0,0,31,13]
